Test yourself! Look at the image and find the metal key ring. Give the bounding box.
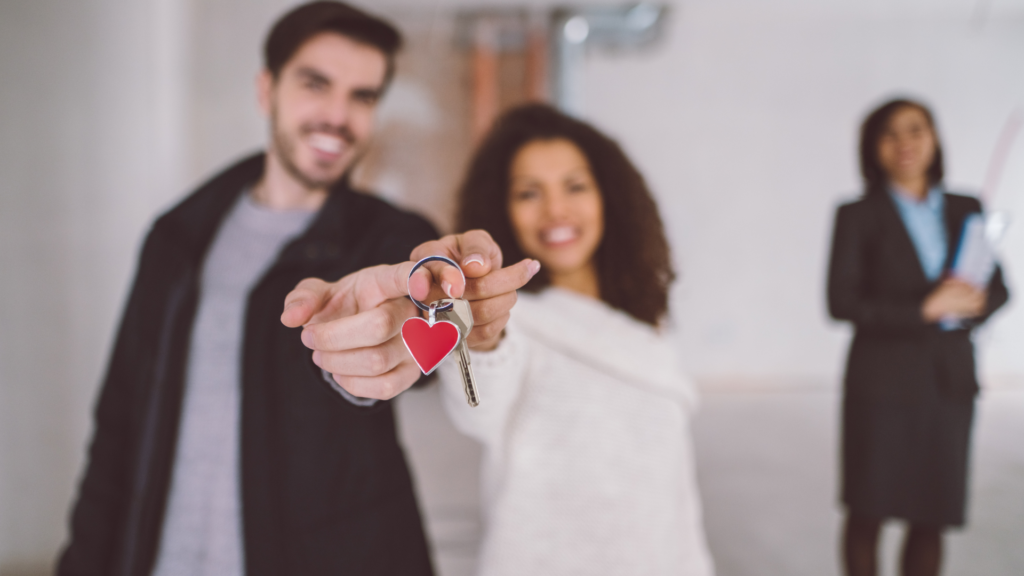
[407,255,465,313]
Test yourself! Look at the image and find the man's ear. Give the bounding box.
[256,69,274,118]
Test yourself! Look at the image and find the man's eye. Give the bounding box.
[354,92,378,105]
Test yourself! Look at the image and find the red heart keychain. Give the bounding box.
[401,316,460,375]
[402,255,466,375]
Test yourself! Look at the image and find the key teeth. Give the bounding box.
[462,363,480,407]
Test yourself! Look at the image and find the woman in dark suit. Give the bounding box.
[828,99,1009,576]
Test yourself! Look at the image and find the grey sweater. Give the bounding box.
[152,193,315,576]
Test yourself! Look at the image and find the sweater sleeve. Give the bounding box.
[438,324,529,450]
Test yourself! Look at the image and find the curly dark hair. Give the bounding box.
[859,98,944,196]
[456,104,675,326]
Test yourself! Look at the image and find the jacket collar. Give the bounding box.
[151,152,358,271]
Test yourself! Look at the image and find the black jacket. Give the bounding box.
[57,154,438,576]
[827,191,1008,403]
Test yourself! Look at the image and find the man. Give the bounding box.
[58,3,536,575]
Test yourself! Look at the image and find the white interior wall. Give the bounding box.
[1,0,1022,571]
[579,2,1024,382]
[0,0,189,571]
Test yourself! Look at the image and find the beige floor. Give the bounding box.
[395,384,1024,576]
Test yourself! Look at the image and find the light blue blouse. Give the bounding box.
[889,186,947,281]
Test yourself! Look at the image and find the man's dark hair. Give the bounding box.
[859,98,944,196]
[264,1,403,85]
[457,104,676,326]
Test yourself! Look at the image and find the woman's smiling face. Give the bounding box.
[507,138,605,278]
[877,105,937,186]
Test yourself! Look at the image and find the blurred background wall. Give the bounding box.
[1,0,1022,574]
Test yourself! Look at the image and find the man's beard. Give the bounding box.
[270,109,359,191]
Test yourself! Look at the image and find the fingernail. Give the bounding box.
[301,329,313,349]
[442,280,453,298]
[527,259,541,276]
[312,350,322,367]
[463,254,485,268]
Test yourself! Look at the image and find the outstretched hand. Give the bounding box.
[281,230,539,400]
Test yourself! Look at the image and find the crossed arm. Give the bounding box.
[281,230,540,400]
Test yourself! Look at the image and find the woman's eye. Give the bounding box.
[568,182,589,193]
[306,80,326,92]
[513,189,539,201]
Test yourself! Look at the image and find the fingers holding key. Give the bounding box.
[410,230,507,300]
[411,230,502,274]
[298,229,540,387]
[407,259,462,304]
[452,229,504,276]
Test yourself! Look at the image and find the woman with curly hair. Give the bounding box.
[438,104,714,576]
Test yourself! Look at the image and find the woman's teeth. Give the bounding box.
[308,133,344,154]
[543,226,577,244]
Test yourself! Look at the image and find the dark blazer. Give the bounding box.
[57,154,438,576]
[828,191,1008,403]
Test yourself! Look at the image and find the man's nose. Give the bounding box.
[323,94,351,128]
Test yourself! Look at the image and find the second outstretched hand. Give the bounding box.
[281,230,540,400]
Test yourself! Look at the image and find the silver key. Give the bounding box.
[433,298,480,407]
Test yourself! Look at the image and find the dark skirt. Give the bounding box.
[841,397,975,527]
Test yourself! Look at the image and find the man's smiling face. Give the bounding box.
[259,32,387,190]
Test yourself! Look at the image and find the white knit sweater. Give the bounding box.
[439,288,715,576]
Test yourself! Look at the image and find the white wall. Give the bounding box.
[580,1,1024,383]
[0,0,189,571]
[1,0,1022,571]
